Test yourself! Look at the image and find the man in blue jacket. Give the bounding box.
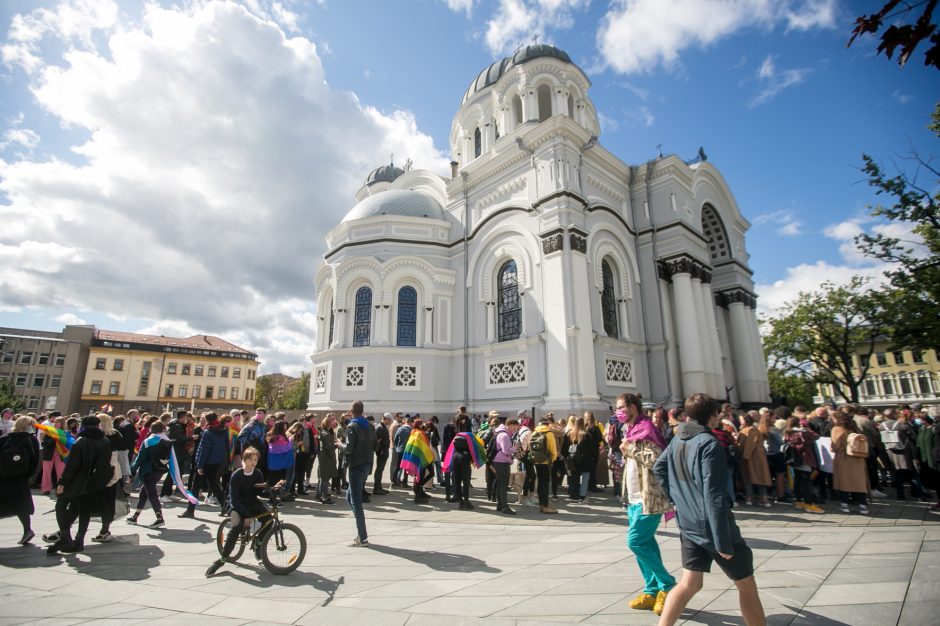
[179,412,229,519]
[652,394,765,626]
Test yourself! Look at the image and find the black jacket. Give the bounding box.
[58,428,111,499]
[119,422,137,452]
[166,419,193,460]
[344,418,376,468]
[375,423,390,456]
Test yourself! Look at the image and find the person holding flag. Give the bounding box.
[129,421,197,528]
[36,417,74,494]
[441,414,486,509]
[400,419,436,504]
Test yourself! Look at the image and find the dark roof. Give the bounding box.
[365,163,404,187]
[94,329,255,357]
[462,44,575,105]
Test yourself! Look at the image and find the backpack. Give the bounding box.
[0,437,32,477]
[87,448,115,491]
[565,442,581,471]
[528,430,549,464]
[781,440,799,466]
[846,432,869,458]
[511,430,527,461]
[484,431,498,463]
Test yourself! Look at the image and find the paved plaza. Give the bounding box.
[1,474,938,626]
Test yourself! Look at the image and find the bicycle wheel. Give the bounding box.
[260,522,306,575]
[216,518,246,562]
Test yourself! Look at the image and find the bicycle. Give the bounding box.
[215,485,307,575]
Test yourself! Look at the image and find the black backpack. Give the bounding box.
[0,437,32,477]
[484,431,498,463]
[87,448,114,490]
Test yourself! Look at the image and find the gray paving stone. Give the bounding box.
[806,581,908,606]
[791,602,902,626]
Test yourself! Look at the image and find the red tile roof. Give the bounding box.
[95,329,254,356]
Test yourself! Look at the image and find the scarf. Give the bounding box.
[441,432,487,471]
[624,414,667,450]
[399,429,434,477]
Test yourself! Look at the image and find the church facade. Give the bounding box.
[308,45,770,415]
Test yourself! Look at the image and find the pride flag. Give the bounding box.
[399,429,434,478]
[143,434,198,506]
[442,432,487,472]
[227,423,239,468]
[35,423,75,458]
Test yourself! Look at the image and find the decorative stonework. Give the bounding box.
[605,357,634,386]
[486,357,528,388]
[657,254,712,283]
[342,364,366,389]
[569,229,587,254]
[391,362,419,390]
[314,366,328,394]
[541,229,564,255]
[715,288,758,310]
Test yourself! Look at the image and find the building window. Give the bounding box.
[32,375,44,388]
[208,366,216,376]
[14,374,27,387]
[192,385,201,398]
[497,260,521,342]
[601,260,619,338]
[54,354,65,367]
[537,84,553,122]
[20,353,33,365]
[913,350,925,364]
[94,357,106,369]
[917,372,933,394]
[90,380,102,394]
[181,364,191,375]
[473,127,482,158]
[164,384,174,397]
[247,388,254,401]
[167,362,177,374]
[900,375,913,395]
[1,352,13,364]
[38,353,50,365]
[567,94,575,119]
[178,385,187,397]
[113,359,124,371]
[233,367,241,379]
[205,386,214,399]
[328,300,335,347]
[247,369,255,380]
[26,397,39,410]
[230,387,239,400]
[138,361,151,397]
[221,367,229,377]
[109,381,120,395]
[512,94,523,128]
[218,386,226,399]
[397,286,417,347]
[893,351,905,365]
[194,365,204,376]
[50,375,61,389]
[876,353,887,366]
[882,376,895,395]
[864,379,878,397]
[353,286,373,347]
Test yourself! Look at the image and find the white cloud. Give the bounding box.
[753,209,802,236]
[443,0,475,17]
[892,89,912,104]
[597,111,620,133]
[597,0,836,75]
[483,0,588,56]
[749,55,810,107]
[0,1,449,375]
[1,127,40,153]
[755,261,886,320]
[54,312,87,325]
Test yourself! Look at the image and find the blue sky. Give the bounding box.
[0,0,935,375]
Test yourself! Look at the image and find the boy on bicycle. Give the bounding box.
[206,446,283,576]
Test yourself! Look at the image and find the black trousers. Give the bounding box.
[294,452,311,492]
[374,453,388,491]
[522,458,535,495]
[535,463,550,506]
[452,452,471,503]
[187,462,225,511]
[55,496,89,544]
[161,453,190,496]
[551,459,566,497]
[136,471,163,514]
[494,462,510,510]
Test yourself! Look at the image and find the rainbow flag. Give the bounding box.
[399,429,434,478]
[143,434,198,506]
[442,432,487,472]
[35,423,75,458]
[228,423,239,467]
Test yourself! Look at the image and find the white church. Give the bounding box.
[308,44,770,415]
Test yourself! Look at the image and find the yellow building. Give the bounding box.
[79,329,259,415]
[815,343,939,410]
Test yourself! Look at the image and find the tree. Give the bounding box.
[0,378,25,413]
[767,369,817,409]
[763,278,887,404]
[254,374,276,409]
[855,104,940,351]
[848,0,940,70]
[281,372,310,410]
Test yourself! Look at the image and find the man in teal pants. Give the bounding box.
[617,393,676,616]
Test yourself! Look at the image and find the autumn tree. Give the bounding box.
[763,278,887,403]
[281,372,310,410]
[848,0,940,70]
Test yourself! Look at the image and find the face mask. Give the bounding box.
[616,408,628,423]
[914,418,923,426]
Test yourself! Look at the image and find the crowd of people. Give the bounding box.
[0,397,938,624]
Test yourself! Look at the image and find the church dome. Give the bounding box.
[365,163,404,187]
[341,189,445,223]
[462,44,575,105]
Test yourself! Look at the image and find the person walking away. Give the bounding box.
[0,417,40,544]
[40,416,67,496]
[401,419,435,503]
[88,414,125,542]
[128,421,173,528]
[47,415,112,554]
[653,394,766,626]
[372,413,391,495]
[443,414,485,509]
[180,413,229,518]
[617,393,676,616]
[492,417,518,515]
[830,406,870,514]
[530,417,559,514]
[337,401,375,546]
[738,414,772,507]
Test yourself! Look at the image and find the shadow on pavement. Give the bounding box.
[152,523,213,544]
[219,568,344,606]
[683,606,847,625]
[367,543,501,573]
[658,531,810,552]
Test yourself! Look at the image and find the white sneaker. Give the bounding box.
[859,504,869,515]
[204,495,219,506]
[839,503,850,513]
[159,496,174,504]
[871,489,887,498]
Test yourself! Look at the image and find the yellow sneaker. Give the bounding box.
[629,593,657,611]
[803,503,824,514]
[653,590,669,615]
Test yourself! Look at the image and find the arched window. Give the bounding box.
[537,84,552,122]
[396,286,417,347]
[474,127,482,158]
[353,286,372,347]
[567,94,575,120]
[512,95,523,128]
[328,298,335,347]
[497,260,521,341]
[601,260,619,338]
[702,204,731,262]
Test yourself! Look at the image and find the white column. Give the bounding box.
[672,272,707,395]
[524,90,537,122]
[424,307,433,346]
[728,302,759,402]
[617,299,628,340]
[701,282,726,399]
[691,277,718,397]
[745,306,769,399]
[315,318,325,352]
[485,303,495,343]
[332,309,347,349]
[659,280,682,403]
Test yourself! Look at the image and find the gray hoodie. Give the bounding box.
[653,421,742,555]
